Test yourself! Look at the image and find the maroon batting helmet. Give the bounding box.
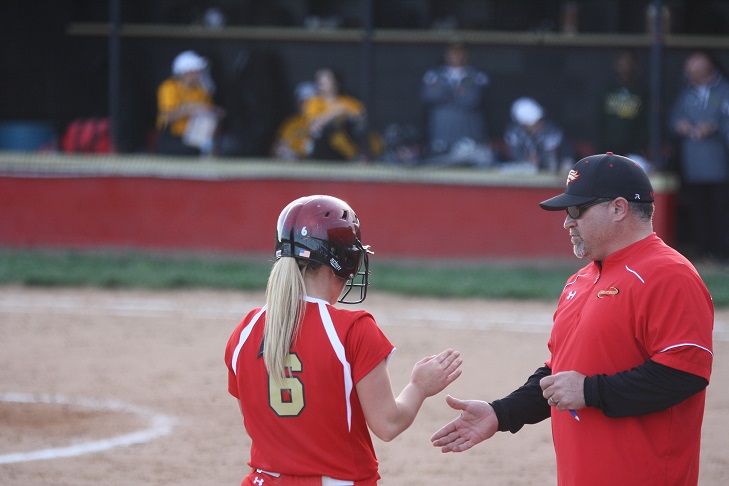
[275,195,372,304]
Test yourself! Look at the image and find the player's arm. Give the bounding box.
[357,348,462,442]
[489,365,553,433]
[584,358,708,418]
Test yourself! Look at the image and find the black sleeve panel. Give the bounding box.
[583,359,708,418]
[491,365,552,434]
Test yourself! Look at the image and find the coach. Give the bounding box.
[432,153,714,485]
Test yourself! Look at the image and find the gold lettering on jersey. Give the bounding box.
[269,353,304,416]
[597,287,620,298]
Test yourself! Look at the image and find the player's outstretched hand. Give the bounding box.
[431,395,498,453]
[410,349,462,398]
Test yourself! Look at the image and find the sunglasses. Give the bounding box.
[566,198,614,219]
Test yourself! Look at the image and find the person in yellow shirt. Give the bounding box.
[271,82,318,160]
[155,50,224,156]
[302,68,368,161]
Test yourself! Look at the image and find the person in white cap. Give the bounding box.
[155,50,224,156]
[503,97,566,172]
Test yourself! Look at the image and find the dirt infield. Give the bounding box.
[1,286,727,485]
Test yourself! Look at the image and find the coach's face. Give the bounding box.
[564,200,615,261]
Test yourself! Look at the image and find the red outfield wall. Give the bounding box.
[0,157,676,260]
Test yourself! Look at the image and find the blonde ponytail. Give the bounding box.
[264,257,307,385]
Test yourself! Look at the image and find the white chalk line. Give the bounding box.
[0,294,727,340]
[0,294,248,320]
[0,392,176,464]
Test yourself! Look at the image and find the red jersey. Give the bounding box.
[225,296,394,483]
[547,234,714,485]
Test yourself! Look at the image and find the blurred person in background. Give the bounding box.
[421,42,492,166]
[669,50,729,263]
[271,82,317,160]
[503,97,567,172]
[596,50,649,164]
[155,50,224,156]
[303,68,373,161]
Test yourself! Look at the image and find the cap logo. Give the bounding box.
[635,194,641,200]
[566,170,580,186]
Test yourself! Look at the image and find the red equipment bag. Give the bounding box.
[61,117,113,153]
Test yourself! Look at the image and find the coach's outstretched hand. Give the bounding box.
[431,396,498,452]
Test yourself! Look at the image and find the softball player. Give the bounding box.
[225,195,462,485]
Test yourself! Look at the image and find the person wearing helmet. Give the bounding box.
[155,50,224,156]
[225,195,462,485]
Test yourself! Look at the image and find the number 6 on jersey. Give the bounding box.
[269,353,304,416]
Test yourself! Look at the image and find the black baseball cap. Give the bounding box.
[539,153,655,210]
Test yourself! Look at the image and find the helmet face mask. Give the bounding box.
[337,241,370,304]
[275,195,372,304]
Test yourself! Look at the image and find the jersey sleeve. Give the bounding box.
[225,323,242,399]
[640,268,714,381]
[345,312,394,384]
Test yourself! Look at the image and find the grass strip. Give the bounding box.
[1,249,727,307]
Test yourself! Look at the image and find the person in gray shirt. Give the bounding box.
[669,51,729,262]
[421,42,491,166]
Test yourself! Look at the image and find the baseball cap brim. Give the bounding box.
[539,193,601,211]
